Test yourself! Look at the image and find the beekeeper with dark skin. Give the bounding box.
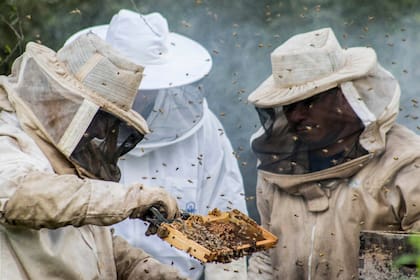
[0,33,187,279]
[246,27,420,279]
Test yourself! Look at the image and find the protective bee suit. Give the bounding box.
[115,85,249,280]
[0,33,185,279]
[66,9,248,280]
[246,28,420,279]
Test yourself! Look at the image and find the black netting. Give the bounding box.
[70,109,144,181]
[252,87,367,174]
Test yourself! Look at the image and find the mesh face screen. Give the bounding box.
[70,109,144,181]
[252,88,367,174]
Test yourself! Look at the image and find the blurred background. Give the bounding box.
[1,0,419,222]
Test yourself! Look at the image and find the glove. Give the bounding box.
[125,184,180,235]
[113,235,188,280]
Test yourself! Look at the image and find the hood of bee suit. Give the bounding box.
[339,63,400,155]
[249,62,400,176]
[249,27,400,158]
[126,83,208,156]
[0,33,149,179]
[248,62,400,213]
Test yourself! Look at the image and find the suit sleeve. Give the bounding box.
[112,234,187,280]
[0,117,140,229]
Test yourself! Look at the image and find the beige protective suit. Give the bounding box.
[247,63,420,279]
[0,35,186,279]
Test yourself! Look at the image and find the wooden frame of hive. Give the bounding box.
[158,209,278,263]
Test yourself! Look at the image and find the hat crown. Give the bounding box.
[106,9,170,66]
[271,28,346,88]
[57,32,143,111]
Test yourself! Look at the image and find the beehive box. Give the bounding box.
[359,230,419,280]
[157,208,278,263]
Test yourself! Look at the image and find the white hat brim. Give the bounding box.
[248,47,377,107]
[65,25,212,90]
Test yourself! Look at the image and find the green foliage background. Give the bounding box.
[396,235,420,277]
[1,0,420,222]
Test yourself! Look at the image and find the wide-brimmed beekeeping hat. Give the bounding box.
[56,32,149,136]
[65,9,212,90]
[248,27,377,107]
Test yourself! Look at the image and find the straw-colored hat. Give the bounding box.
[248,27,377,107]
[1,32,149,157]
[65,9,212,90]
[56,32,149,137]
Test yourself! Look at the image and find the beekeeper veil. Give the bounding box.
[1,33,149,181]
[248,28,400,174]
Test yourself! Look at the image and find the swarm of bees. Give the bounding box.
[157,208,277,263]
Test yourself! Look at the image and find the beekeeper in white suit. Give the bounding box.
[66,9,248,280]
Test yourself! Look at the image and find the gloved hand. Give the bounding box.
[113,235,188,280]
[125,184,180,235]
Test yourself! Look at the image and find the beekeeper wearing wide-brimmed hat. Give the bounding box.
[0,32,186,279]
[65,9,248,280]
[246,27,420,279]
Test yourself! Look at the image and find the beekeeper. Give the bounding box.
[246,27,420,279]
[65,9,248,280]
[0,32,186,279]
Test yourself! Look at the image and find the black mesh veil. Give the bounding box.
[70,109,144,181]
[252,87,368,174]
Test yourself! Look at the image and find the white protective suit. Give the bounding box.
[113,85,249,280]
